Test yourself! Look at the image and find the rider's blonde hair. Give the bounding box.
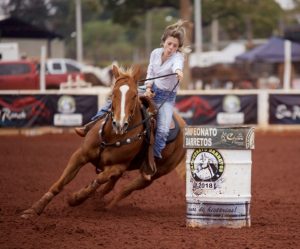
[160,19,189,53]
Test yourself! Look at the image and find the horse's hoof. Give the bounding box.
[142,172,152,181]
[20,208,38,219]
[67,196,78,206]
[104,201,116,211]
[67,194,85,207]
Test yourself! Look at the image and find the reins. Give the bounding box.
[127,73,180,131]
[137,73,178,83]
[139,73,179,111]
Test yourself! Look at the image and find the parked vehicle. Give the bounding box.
[47,58,116,87]
[0,60,38,89]
[0,59,83,90]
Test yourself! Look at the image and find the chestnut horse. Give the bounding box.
[21,65,186,219]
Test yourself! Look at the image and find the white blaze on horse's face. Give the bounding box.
[119,84,129,128]
[112,84,130,134]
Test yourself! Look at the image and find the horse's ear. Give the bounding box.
[112,64,120,78]
[132,64,141,83]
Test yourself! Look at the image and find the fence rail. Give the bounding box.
[1,88,300,131]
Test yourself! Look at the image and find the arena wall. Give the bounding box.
[0,88,300,135]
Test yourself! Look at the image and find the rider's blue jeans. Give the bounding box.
[92,98,112,120]
[152,84,176,159]
[91,84,176,159]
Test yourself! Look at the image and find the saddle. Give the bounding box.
[139,96,180,177]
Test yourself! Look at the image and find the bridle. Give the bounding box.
[99,73,179,148]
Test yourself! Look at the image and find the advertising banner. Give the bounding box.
[0,94,98,127]
[269,94,300,124]
[175,94,257,125]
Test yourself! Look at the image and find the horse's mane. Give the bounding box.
[117,66,135,78]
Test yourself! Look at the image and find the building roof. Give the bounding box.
[0,16,63,39]
[189,42,246,67]
[284,25,300,43]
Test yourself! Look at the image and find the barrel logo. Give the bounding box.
[190,148,224,182]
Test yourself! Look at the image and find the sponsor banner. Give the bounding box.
[186,201,250,219]
[54,114,83,126]
[184,126,255,149]
[0,94,98,127]
[269,94,300,124]
[175,94,257,125]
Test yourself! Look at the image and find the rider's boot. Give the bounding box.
[141,156,160,181]
[74,119,99,137]
[141,117,158,181]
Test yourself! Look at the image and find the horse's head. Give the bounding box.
[110,65,141,134]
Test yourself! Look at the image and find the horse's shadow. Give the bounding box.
[65,191,183,220]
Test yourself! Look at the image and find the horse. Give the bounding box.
[82,61,118,87]
[21,65,186,219]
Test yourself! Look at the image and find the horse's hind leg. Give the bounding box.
[68,164,126,206]
[21,148,88,219]
[106,174,152,209]
[97,177,119,198]
[106,156,185,209]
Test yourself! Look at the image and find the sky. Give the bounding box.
[274,0,295,10]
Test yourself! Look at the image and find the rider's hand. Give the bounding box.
[175,69,183,81]
[144,87,155,98]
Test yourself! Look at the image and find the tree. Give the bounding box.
[100,0,179,25]
[83,20,134,65]
[180,0,192,89]
[46,0,103,57]
[99,0,192,88]
[1,0,53,29]
[200,0,283,42]
[1,0,291,71]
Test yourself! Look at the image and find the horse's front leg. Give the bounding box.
[68,164,127,206]
[21,148,88,219]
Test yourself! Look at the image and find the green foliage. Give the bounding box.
[2,0,53,28]
[201,0,283,39]
[1,0,296,64]
[100,0,179,25]
[83,20,134,65]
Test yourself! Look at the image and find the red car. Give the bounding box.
[0,59,83,90]
[0,60,39,89]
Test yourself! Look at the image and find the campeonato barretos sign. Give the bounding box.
[183,126,254,150]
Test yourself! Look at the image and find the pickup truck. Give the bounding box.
[0,59,83,90]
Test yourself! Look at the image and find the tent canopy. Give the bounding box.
[236,36,300,63]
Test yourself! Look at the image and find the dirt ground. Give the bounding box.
[0,130,299,249]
